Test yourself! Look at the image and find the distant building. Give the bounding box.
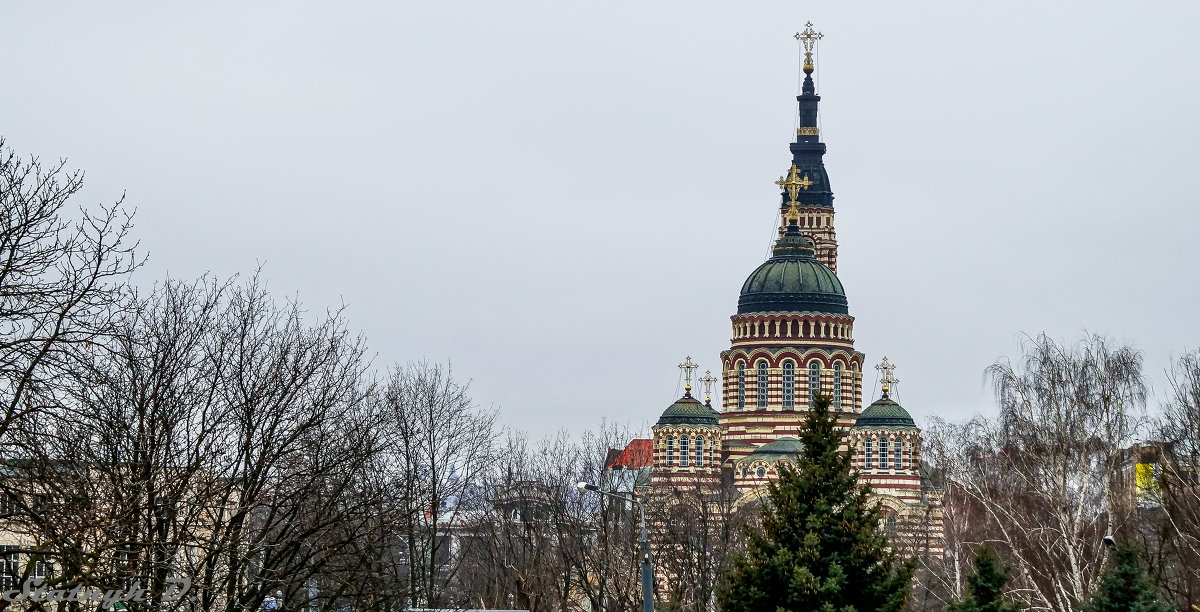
[604,439,652,495]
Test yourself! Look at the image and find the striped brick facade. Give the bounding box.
[650,422,723,489]
[781,205,839,272]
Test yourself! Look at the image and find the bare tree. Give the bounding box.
[1153,350,1200,608]
[927,333,1147,612]
[647,476,748,612]
[5,274,383,612]
[377,360,497,609]
[0,139,139,446]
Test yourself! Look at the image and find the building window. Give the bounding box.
[757,361,769,408]
[737,362,746,410]
[864,438,873,469]
[833,362,843,409]
[33,558,53,580]
[666,436,674,467]
[756,466,767,478]
[809,361,821,407]
[695,436,704,467]
[880,438,890,469]
[680,436,690,467]
[782,361,795,409]
[0,547,16,590]
[895,439,903,469]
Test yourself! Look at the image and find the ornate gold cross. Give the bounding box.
[775,163,813,212]
[794,21,823,67]
[875,357,899,396]
[679,356,699,394]
[698,370,717,404]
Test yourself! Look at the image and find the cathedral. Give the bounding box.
[636,23,944,560]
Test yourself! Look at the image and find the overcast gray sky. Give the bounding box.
[4,2,1198,438]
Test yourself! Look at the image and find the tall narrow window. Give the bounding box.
[833,362,843,409]
[757,361,769,408]
[0,548,15,590]
[680,436,689,466]
[864,438,873,469]
[880,438,890,469]
[666,436,675,467]
[782,360,795,409]
[32,558,53,580]
[695,436,704,467]
[737,362,746,410]
[895,439,904,469]
[809,361,821,407]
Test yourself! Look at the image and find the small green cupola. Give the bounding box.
[855,356,917,429]
[656,356,719,426]
[655,395,719,427]
[854,396,916,429]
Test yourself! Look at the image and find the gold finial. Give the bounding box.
[794,21,823,70]
[775,163,813,217]
[678,356,699,395]
[875,357,899,398]
[698,370,717,405]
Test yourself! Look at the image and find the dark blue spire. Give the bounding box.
[782,55,833,211]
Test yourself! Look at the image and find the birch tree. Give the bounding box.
[930,333,1147,612]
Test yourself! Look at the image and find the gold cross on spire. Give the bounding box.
[794,21,823,68]
[775,163,813,216]
[875,357,899,397]
[678,356,699,395]
[698,370,717,405]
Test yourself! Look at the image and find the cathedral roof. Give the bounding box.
[854,395,917,429]
[737,223,847,315]
[655,394,719,427]
[739,437,805,465]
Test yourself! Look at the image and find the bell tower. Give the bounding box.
[782,21,839,272]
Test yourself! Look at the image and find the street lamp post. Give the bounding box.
[578,481,653,612]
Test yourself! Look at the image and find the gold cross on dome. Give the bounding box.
[794,21,823,65]
[875,357,899,396]
[679,356,699,393]
[698,370,717,403]
[775,163,813,209]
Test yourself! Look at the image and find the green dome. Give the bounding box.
[738,224,847,315]
[655,395,719,426]
[854,396,916,429]
[739,437,805,464]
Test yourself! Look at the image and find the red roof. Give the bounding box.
[606,438,652,469]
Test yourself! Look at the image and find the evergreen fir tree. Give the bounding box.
[1082,545,1168,612]
[716,395,914,612]
[948,545,1022,612]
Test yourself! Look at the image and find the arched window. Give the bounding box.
[695,436,704,467]
[833,362,843,409]
[680,436,690,467]
[808,361,821,407]
[864,438,873,469]
[666,436,675,467]
[756,466,767,478]
[737,362,746,410]
[880,438,890,469]
[757,361,769,408]
[782,360,795,409]
[895,438,903,469]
